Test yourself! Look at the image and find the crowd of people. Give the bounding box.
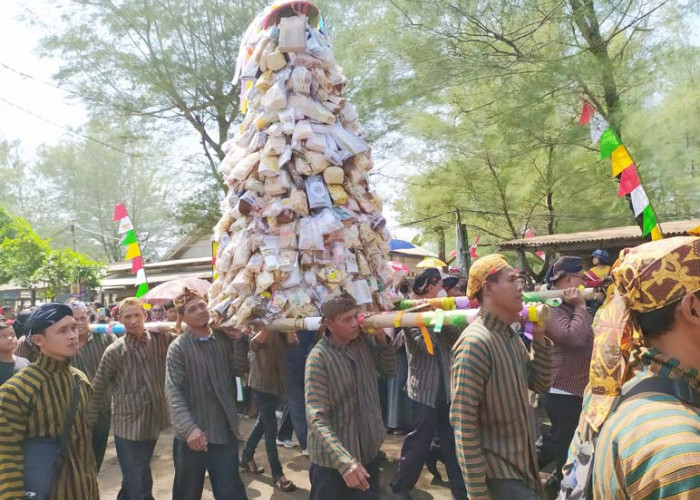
[0,236,697,500]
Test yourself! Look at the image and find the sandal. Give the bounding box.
[240,459,264,474]
[274,475,296,492]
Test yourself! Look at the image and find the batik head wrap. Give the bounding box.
[173,287,207,333]
[26,303,74,342]
[586,235,700,430]
[466,254,511,300]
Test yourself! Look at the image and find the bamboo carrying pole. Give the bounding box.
[89,304,550,335]
[396,287,598,311]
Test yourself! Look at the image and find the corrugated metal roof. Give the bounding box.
[499,219,699,250]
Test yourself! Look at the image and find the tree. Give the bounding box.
[0,207,52,288]
[33,249,104,301]
[32,119,174,262]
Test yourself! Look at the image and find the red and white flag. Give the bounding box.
[469,235,480,259]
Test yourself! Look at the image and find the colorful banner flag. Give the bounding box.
[611,145,634,176]
[589,113,609,145]
[617,164,641,196]
[469,235,480,259]
[630,185,649,217]
[113,203,149,298]
[600,129,622,159]
[578,102,595,125]
[642,205,656,236]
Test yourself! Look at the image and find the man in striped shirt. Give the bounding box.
[451,254,552,500]
[0,302,99,499]
[305,292,396,499]
[390,268,467,500]
[565,236,700,499]
[89,297,175,500]
[68,299,117,471]
[165,287,249,500]
[539,257,593,481]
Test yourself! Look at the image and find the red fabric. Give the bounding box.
[113,203,128,221]
[617,164,641,196]
[131,256,144,273]
[578,102,595,125]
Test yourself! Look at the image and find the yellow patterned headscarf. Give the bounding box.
[173,287,206,333]
[586,236,700,430]
[466,254,511,300]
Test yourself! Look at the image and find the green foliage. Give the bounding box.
[33,249,104,301]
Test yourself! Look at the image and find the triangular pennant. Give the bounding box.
[118,217,134,234]
[589,113,609,145]
[600,129,622,159]
[125,242,142,260]
[630,185,649,217]
[617,163,641,196]
[121,230,138,246]
[651,225,663,241]
[642,205,656,236]
[135,268,147,285]
[611,145,634,176]
[113,203,128,222]
[578,102,595,125]
[131,256,144,273]
[135,282,149,298]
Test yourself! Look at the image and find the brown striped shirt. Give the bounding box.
[72,332,117,414]
[165,329,249,445]
[13,336,39,363]
[0,354,99,499]
[450,311,552,500]
[89,330,175,441]
[247,330,288,396]
[545,302,593,396]
[403,325,460,407]
[305,333,396,474]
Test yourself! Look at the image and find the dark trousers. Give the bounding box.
[542,393,583,477]
[277,376,307,449]
[487,478,540,499]
[390,400,467,500]
[172,437,248,500]
[310,456,381,500]
[92,411,111,472]
[241,390,283,478]
[115,436,157,500]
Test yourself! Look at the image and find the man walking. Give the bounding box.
[68,299,117,471]
[451,254,552,500]
[0,303,99,499]
[89,297,174,500]
[539,257,594,483]
[165,287,249,500]
[305,292,396,499]
[390,268,467,500]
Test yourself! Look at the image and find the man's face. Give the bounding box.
[484,268,523,315]
[151,306,164,321]
[3,308,15,320]
[165,307,178,322]
[72,308,90,337]
[181,298,210,329]
[120,305,146,335]
[555,272,585,290]
[326,308,360,344]
[32,316,79,360]
[0,326,17,354]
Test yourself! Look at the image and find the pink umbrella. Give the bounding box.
[388,261,410,274]
[142,277,211,305]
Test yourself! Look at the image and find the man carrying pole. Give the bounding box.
[305,292,396,499]
[451,254,553,500]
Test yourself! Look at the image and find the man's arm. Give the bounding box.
[450,332,491,500]
[304,350,358,475]
[88,344,119,426]
[365,331,396,377]
[164,341,198,440]
[0,378,31,499]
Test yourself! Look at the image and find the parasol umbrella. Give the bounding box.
[142,278,211,305]
[416,258,447,268]
[388,261,410,274]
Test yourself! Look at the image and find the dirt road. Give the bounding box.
[98,417,454,499]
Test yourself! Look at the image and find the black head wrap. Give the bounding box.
[412,268,442,296]
[26,303,73,341]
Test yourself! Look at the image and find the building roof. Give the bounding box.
[498,219,699,252]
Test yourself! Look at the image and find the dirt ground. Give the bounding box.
[98,416,454,500]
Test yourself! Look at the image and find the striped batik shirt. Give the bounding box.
[545,302,593,396]
[89,330,175,441]
[450,311,552,500]
[13,336,39,362]
[592,348,700,500]
[305,332,396,474]
[403,325,460,407]
[248,330,288,396]
[72,332,117,414]
[165,329,248,445]
[0,354,99,500]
